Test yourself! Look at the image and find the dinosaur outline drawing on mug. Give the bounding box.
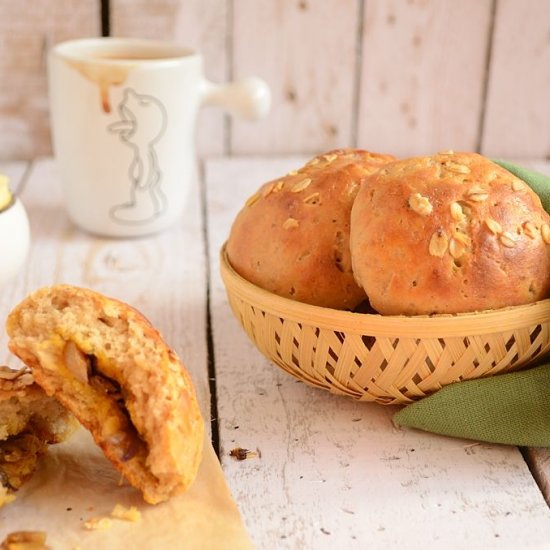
[108,88,168,225]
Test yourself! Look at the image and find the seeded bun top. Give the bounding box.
[350,152,550,315]
[226,148,395,310]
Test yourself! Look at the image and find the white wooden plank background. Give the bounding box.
[230,0,358,154]
[205,156,550,549]
[0,159,211,428]
[0,0,99,159]
[481,0,550,159]
[1,1,550,159]
[357,0,493,157]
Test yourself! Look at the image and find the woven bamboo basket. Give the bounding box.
[220,244,550,405]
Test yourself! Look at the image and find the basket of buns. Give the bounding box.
[221,150,550,404]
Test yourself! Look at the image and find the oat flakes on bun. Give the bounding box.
[226,149,395,310]
[350,151,550,315]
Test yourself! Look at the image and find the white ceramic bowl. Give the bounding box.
[0,198,30,287]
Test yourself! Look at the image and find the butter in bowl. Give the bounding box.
[0,174,30,287]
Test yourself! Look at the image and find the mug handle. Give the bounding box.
[200,77,271,120]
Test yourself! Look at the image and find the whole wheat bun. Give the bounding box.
[6,285,204,504]
[350,152,550,315]
[227,149,395,310]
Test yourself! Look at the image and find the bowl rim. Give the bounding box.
[219,243,550,338]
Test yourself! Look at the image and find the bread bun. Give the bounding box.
[0,366,77,502]
[227,149,395,309]
[6,285,204,504]
[350,152,550,315]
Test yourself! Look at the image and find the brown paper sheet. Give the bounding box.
[0,428,253,549]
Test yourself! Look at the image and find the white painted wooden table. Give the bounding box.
[1,156,550,549]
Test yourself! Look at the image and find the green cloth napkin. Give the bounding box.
[394,160,550,447]
[394,364,550,447]
[493,159,550,213]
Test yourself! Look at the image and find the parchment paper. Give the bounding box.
[0,428,253,549]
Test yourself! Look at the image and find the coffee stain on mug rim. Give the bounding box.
[65,59,132,114]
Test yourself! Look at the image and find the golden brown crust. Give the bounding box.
[227,149,396,309]
[350,152,550,315]
[6,285,205,504]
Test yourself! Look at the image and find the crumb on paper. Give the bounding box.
[83,517,112,531]
[1,531,48,550]
[229,447,261,461]
[111,503,141,522]
[463,442,481,455]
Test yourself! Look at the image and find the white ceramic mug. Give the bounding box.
[48,37,270,237]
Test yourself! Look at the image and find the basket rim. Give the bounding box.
[219,243,550,338]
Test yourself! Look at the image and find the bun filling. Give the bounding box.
[0,431,46,492]
[62,341,147,466]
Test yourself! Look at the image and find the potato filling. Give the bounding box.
[63,341,145,463]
